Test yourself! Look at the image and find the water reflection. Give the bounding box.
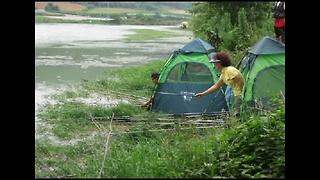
[35,23,192,120]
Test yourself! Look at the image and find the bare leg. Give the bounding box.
[281,33,285,43]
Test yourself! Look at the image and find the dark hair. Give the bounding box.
[214,52,232,67]
[151,72,160,79]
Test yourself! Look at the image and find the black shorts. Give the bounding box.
[274,26,285,37]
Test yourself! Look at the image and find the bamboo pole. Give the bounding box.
[98,113,114,178]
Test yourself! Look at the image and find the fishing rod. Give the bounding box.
[155,91,196,102]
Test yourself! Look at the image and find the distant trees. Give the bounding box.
[45,3,60,12]
[82,2,192,11]
[189,2,274,56]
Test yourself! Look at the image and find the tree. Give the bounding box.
[45,3,60,12]
[190,2,273,53]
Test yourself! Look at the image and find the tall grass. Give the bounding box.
[36,101,284,178]
[35,137,105,178]
[35,16,107,24]
[85,7,146,15]
[36,59,284,178]
[124,29,180,42]
[38,102,144,140]
[83,59,167,97]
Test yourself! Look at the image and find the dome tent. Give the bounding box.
[151,38,229,114]
[238,36,285,109]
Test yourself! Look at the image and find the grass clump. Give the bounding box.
[38,102,143,140]
[100,100,285,178]
[36,96,285,178]
[36,56,284,178]
[124,29,179,42]
[83,59,166,97]
[35,137,105,178]
[212,100,285,178]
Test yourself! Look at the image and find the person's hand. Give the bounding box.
[195,92,204,97]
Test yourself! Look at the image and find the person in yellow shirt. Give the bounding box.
[195,52,245,116]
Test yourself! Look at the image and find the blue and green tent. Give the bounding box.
[238,36,285,109]
[151,38,229,114]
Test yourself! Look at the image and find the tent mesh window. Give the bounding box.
[167,62,213,83]
[253,65,285,99]
[251,65,285,109]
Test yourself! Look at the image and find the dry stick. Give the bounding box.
[58,174,76,178]
[90,113,103,132]
[109,89,148,100]
[247,106,272,113]
[110,125,221,135]
[98,113,114,178]
[92,117,225,125]
[89,113,111,177]
[100,90,148,101]
[92,114,227,121]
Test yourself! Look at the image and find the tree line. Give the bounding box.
[81,2,193,11]
[189,2,274,64]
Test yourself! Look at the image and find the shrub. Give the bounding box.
[213,100,285,178]
[45,3,60,12]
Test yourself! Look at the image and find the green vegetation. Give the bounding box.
[38,102,143,140]
[35,16,108,24]
[36,59,285,178]
[35,13,189,26]
[36,2,284,178]
[82,2,192,12]
[83,59,166,97]
[214,105,285,178]
[36,100,284,178]
[66,5,190,19]
[189,2,274,65]
[119,13,188,25]
[35,12,65,16]
[83,7,189,17]
[104,104,284,178]
[85,7,147,15]
[37,60,166,139]
[124,29,179,42]
[35,137,105,178]
[45,3,60,13]
[35,16,70,23]
[35,3,191,25]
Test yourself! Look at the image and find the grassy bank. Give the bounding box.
[37,60,166,139]
[124,29,180,42]
[35,15,189,26]
[35,9,190,25]
[36,103,284,178]
[85,7,148,15]
[82,59,166,97]
[36,59,285,178]
[35,16,109,24]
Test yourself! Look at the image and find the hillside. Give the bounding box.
[35,2,192,15]
[82,2,192,11]
[35,2,191,26]
[35,2,87,12]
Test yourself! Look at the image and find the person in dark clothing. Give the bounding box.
[274,1,285,43]
[141,72,160,110]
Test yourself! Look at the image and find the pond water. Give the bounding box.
[35,23,193,128]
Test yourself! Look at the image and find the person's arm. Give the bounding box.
[195,79,224,97]
[142,98,151,107]
[142,96,154,107]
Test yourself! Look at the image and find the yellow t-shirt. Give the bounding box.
[219,66,244,97]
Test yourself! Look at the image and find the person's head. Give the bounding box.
[151,72,160,84]
[209,52,232,72]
